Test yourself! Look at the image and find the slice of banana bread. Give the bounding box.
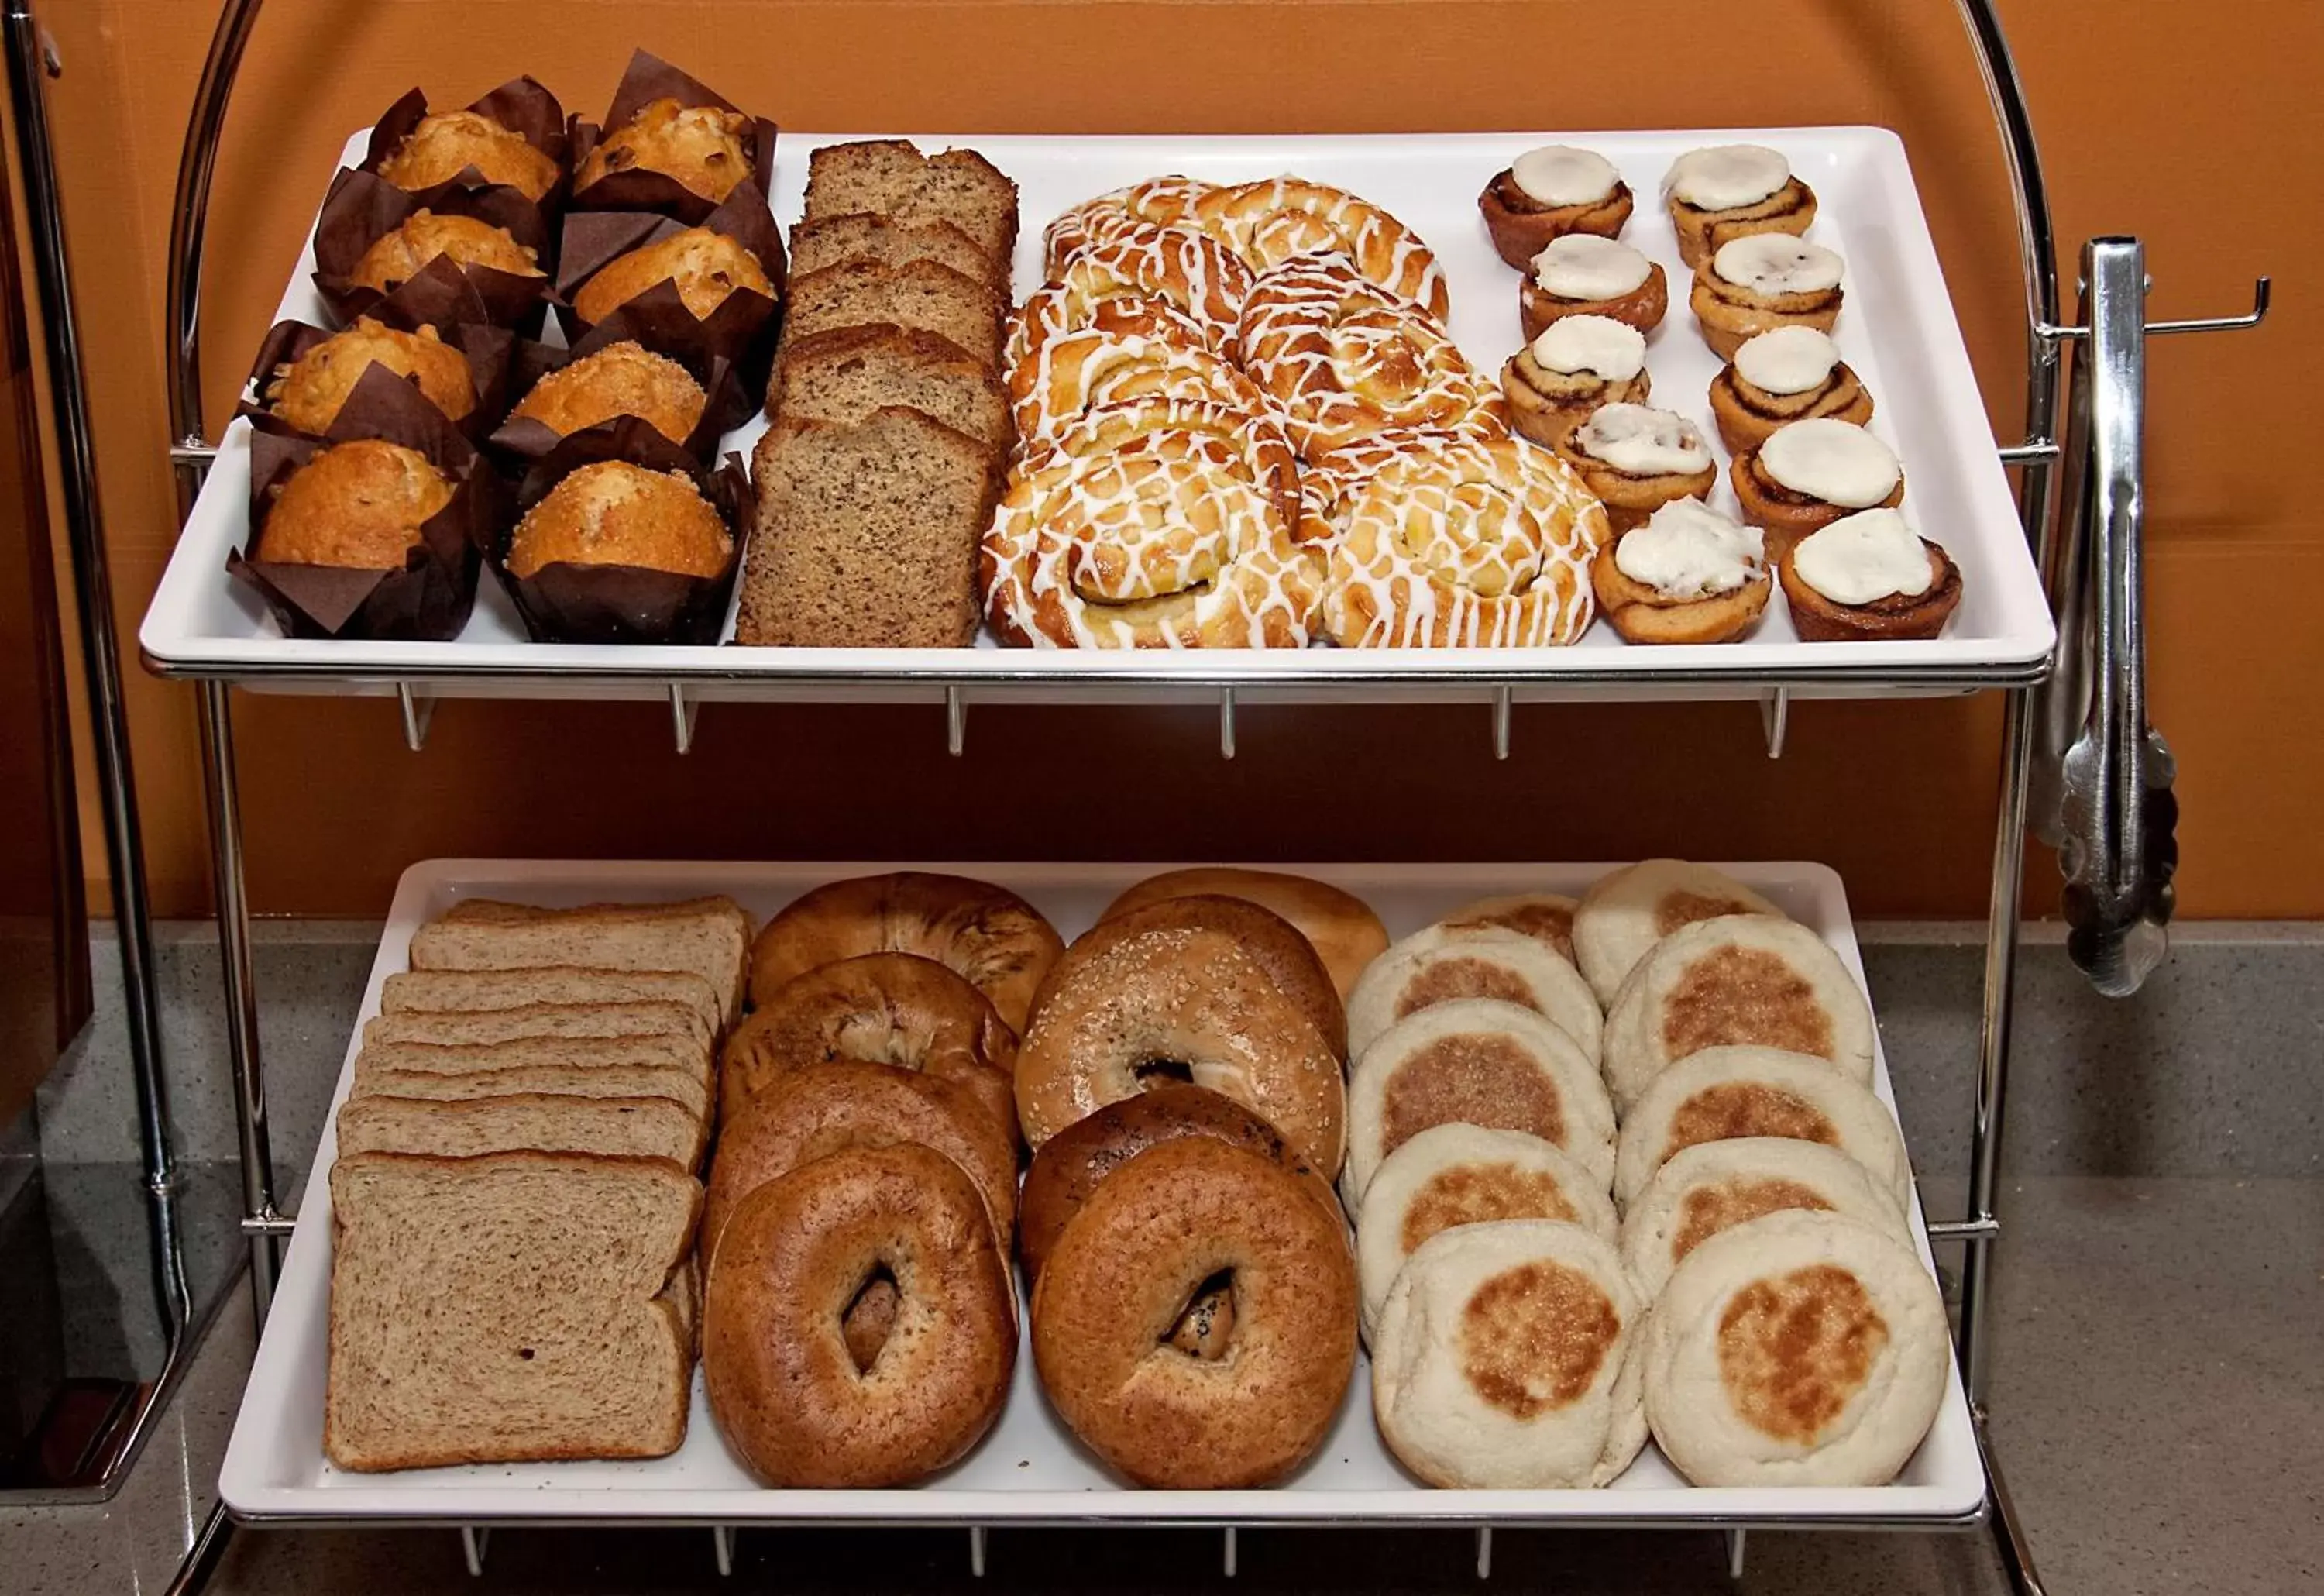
[779,259,1004,367]
[737,407,997,648]
[768,325,1012,452]
[789,212,1000,287]
[802,140,1019,266]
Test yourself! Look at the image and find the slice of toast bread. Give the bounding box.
[334,1092,707,1169]
[325,1152,700,1470]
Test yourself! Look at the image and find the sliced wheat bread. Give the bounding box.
[768,325,1012,451]
[734,408,995,648]
[780,260,1003,367]
[334,1092,707,1168]
[789,212,999,286]
[355,1031,711,1094]
[355,1062,709,1120]
[802,140,1019,264]
[410,898,750,1024]
[325,1151,700,1470]
[362,999,708,1057]
[380,966,723,1042]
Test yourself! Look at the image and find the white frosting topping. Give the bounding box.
[1529,315,1647,381]
[1734,325,1843,395]
[1664,144,1792,210]
[1713,233,1846,296]
[1511,145,1620,208]
[1793,509,1934,604]
[1616,498,1765,600]
[1532,234,1652,301]
[1576,403,1712,476]
[1759,418,1900,507]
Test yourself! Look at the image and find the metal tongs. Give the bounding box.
[2030,239,2269,995]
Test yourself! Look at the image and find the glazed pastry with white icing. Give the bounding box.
[1778,507,1962,641]
[1521,235,1668,339]
[1480,145,1634,270]
[1690,234,1846,360]
[1662,143,1819,270]
[1499,315,1652,446]
[1731,418,1905,557]
[1549,402,1717,532]
[1590,498,1772,645]
[1710,325,1875,449]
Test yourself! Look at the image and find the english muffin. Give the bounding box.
[1602,914,1875,1111]
[572,228,772,325]
[378,110,560,201]
[1372,1219,1648,1489]
[507,342,707,444]
[255,439,453,568]
[1356,1123,1615,1343]
[1572,859,1786,1008]
[1619,1136,1907,1297]
[266,318,475,434]
[1347,924,1601,1065]
[506,461,731,580]
[350,210,544,294]
[1642,1210,1948,1487]
[1613,1045,1910,1209]
[1432,893,1579,965]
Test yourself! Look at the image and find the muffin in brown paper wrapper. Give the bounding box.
[566,50,778,226]
[311,170,555,335]
[357,77,571,216]
[483,419,753,646]
[550,188,786,395]
[227,363,503,641]
[486,328,752,466]
[239,317,515,442]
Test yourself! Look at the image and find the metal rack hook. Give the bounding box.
[946,686,967,757]
[713,1525,736,1577]
[459,1525,490,1577]
[1219,687,1237,760]
[669,684,700,755]
[1760,688,1790,760]
[968,1525,987,1577]
[1490,686,1512,761]
[2144,273,2270,336]
[396,682,433,752]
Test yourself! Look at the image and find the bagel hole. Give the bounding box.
[841,1266,901,1374]
[1134,1058,1195,1089]
[1164,1269,1238,1362]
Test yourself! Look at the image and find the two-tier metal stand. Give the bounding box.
[6,0,2266,1587]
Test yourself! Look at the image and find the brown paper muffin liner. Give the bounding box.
[239,318,515,441]
[566,50,779,227]
[311,169,555,335]
[483,420,753,645]
[550,187,786,395]
[486,330,750,466]
[357,77,571,218]
[228,364,503,641]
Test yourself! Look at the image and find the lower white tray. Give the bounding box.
[219,859,1983,1527]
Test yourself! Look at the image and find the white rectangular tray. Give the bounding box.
[143,126,2049,704]
[220,858,1983,1528]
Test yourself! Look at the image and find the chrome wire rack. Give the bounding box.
[1,0,2275,1587]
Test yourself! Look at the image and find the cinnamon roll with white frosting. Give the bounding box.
[1500,315,1652,447]
[1730,418,1904,558]
[1521,235,1669,339]
[1777,508,1961,641]
[1662,145,1818,270]
[1479,145,1634,270]
[1690,234,1845,359]
[1549,403,1716,532]
[1708,326,1873,452]
[1590,499,1772,645]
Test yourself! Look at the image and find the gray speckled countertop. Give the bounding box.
[7,1175,2319,1595]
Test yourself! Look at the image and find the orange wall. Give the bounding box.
[33,0,2323,920]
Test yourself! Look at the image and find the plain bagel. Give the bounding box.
[1098,867,1389,1000]
[720,951,1019,1144]
[749,872,1064,1032]
[1031,1136,1359,1488]
[703,1143,1016,1488]
[1014,922,1346,1175]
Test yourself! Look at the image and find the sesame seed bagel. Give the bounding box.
[1031,1136,1358,1488]
[1097,868,1388,1000]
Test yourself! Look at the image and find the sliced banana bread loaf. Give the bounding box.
[769,325,1012,452]
[789,212,999,287]
[802,140,1019,265]
[779,259,1003,367]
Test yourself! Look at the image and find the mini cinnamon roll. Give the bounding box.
[1500,315,1651,447]
[1778,508,1961,641]
[1479,146,1634,270]
[1662,144,1817,270]
[1591,498,1771,645]
[1551,402,1716,532]
[1691,235,1844,359]
[1521,235,1668,340]
[1731,418,1903,558]
[1708,326,1874,452]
